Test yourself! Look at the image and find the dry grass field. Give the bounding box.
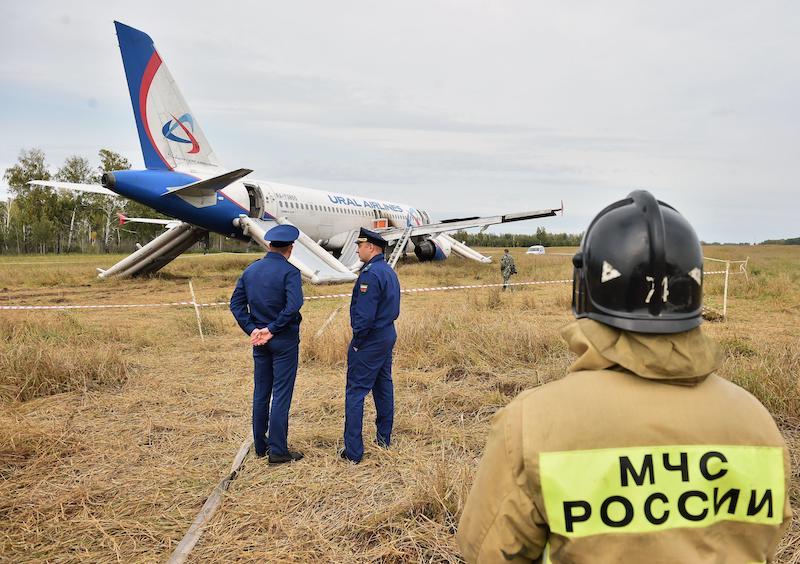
[0,246,798,563]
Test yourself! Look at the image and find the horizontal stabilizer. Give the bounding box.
[162,168,253,198]
[28,180,117,196]
[117,213,177,227]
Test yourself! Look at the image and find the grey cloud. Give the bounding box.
[1,0,798,242]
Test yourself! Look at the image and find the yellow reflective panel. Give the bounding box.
[539,445,784,538]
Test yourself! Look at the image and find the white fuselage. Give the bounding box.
[217,177,430,248]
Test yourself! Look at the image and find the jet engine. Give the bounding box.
[413,235,452,261]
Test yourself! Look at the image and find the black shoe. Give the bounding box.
[268,450,304,464]
[339,448,361,464]
[254,447,270,458]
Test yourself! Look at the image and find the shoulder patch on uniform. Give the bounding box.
[601,261,621,283]
[359,283,369,293]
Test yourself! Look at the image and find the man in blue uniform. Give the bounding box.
[230,224,304,464]
[341,228,401,463]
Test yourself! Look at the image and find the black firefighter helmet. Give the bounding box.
[572,190,704,334]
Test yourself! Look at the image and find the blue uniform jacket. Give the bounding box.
[230,252,304,340]
[350,254,401,349]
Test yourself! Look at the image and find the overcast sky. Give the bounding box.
[1,1,798,242]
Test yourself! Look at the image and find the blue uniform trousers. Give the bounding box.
[344,325,396,462]
[252,337,299,457]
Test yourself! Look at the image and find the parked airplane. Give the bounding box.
[31,22,561,284]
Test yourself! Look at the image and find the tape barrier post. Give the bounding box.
[315,305,346,337]
[703,256,749,321]
[188,280,204,341]
[723,261,730,320]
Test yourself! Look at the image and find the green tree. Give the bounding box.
[55,155,97,252]
[91,149,130,252]
[0,197,9,252]
[98,149,131,173]
[3,148,54,253]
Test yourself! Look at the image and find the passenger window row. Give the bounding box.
[275,200,406,221]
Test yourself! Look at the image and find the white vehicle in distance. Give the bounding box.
[526,245,546,255]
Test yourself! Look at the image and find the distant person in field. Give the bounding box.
[340,228,401,464]
[229,224,304,465]
[458,190,791,563]
[500,248,517,290]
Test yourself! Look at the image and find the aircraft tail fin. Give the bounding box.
[114,21,220,171]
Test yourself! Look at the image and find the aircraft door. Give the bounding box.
[371,208,389,229]
[245,182,277,220]
[243,183,263,218]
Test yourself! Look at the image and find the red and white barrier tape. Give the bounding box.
[0,271,739,311]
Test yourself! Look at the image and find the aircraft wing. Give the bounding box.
[380,205,563,241]
[235,215,357,284]
[28,180,117,196]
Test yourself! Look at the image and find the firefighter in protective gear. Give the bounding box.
[457,191,791,563]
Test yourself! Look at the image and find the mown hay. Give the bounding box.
[0,246,797,562]
[0,315,129,402]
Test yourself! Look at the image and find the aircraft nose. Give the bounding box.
[101,172,116,190]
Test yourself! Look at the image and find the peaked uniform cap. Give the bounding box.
[355,227,387,248]
[265,224,300,247]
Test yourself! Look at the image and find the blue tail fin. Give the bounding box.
[114,21,219,171]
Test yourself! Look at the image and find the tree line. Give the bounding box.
[1,148,167,254]
[453,227,583,248]
[759,237,800,245]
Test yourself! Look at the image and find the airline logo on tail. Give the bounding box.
[162,114,200,154]
[115,21,219,171]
